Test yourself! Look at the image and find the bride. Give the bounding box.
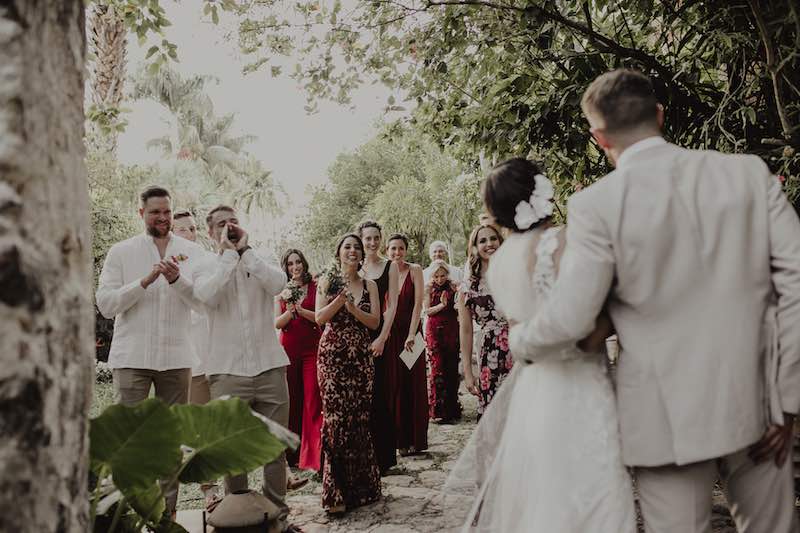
[445,158,636,532]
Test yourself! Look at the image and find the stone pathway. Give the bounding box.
[178,385,798,533]
[284,392,478,533]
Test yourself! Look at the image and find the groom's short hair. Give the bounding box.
[581,69,658,134]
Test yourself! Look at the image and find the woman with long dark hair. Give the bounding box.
[456,223,511,419]
[315,234,382,514]
[384,233,428,455]
[447,158,633,532]
[275,249,322,473]
[357,220,399,473]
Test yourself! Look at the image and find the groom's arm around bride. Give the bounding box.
[510,68,800,533]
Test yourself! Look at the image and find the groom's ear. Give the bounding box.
[590,127,612,151]
[656,103,665,129]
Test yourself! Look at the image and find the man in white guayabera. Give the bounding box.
[172,210,214,405]
[193,205,293,530]
[422,240,462,285]
[96,186,205,513]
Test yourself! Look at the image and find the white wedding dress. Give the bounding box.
[444,227,636,533]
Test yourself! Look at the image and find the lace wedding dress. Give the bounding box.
[444,227,636,533]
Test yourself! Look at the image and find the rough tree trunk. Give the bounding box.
[0,2,93,532]
[87,1,127,154]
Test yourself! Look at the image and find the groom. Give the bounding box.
[509,69,800,532]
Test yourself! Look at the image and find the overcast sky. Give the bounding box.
[117,3,403,212]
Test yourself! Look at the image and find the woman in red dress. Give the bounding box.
[423,260,461,423]
[275,249,323,472]
[385,234,428,455]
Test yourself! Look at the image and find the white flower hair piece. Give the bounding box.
[513,174,555,230]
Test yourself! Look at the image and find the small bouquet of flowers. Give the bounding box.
[280,281,304,305]
[318,261,345,297]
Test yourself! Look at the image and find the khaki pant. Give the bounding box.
[636,446,799,533]
[112,367,191,406]
[190,375,211,405]
[209,368,290,524]
[112,367,191,514]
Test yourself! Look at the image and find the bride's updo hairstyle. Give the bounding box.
[483,158,552,233]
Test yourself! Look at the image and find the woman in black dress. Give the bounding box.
[357,220,399,474]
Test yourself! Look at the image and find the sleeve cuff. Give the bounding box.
[169,274,193,295]
[220,249,239,264]
[127,279,147,297]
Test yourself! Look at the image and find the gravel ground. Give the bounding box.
[92,381,798,532]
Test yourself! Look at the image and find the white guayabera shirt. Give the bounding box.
[96,233,205,371]
[189,248,215,377]
[194,248,290,377]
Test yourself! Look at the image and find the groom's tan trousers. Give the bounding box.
[636,446,798,533]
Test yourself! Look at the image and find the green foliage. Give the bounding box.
[90,397,296,532]
[131,65,284,216]
[173,399,288,484]
[301,125,482,266]
[87,104,130,136]
[235,0,800,205]
[87,146,149,286]
[91,399,182,493]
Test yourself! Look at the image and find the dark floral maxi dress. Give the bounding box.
[317,282,382,510]
[425,281,461,421]
[463,274,513,417]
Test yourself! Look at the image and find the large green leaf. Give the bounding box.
[128,482,166,525]
[90,398,182,492]
[173,397,293,484]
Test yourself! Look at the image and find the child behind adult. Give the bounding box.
[423,260,461,423]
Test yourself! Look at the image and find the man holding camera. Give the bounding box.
[193,205,296,531]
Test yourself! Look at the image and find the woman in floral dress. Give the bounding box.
[315,233,382,514]
[424,260,461,423]
[456,223,512,419]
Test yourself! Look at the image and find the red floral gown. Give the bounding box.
[279,279,322,471]
[463,274,513,417]
[425,281,461,421]
[385,270,429,451]
[317,282,381,510]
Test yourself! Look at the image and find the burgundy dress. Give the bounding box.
[425,281,461,421]
[367,261,398,473]
[317,282,381,510]
[385,269,429,451]
[279,280,323,471]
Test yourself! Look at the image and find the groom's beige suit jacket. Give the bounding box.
[510,138,800,467]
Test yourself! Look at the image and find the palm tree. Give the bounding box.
[133,66,282,215]
[87,1,127,153]
[133,67,257,185]
[235,155,284,215]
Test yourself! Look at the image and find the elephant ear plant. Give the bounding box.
[89,397,298,532]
